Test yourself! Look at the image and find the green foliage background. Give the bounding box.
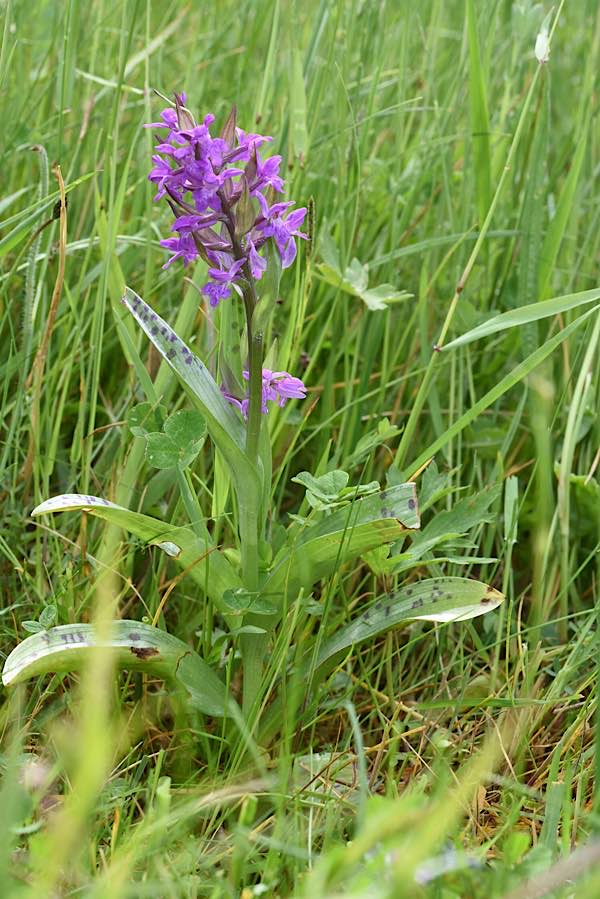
[0,0,599,895]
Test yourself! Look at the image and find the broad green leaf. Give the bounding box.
[145,433,184,470]
[258,577,504,745]
[2,620,232,718]
[31,494,241,608]
[293,470,350,500]
[387,484,501,575]
[443,289,600,351]
[316,257,411,311]
[292,471,380,510]
[314,578,504,672]
[121,288,261,514]
[265,484,419,598]
[222,588,278,617]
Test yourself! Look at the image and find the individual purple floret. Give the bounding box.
[146,96,307,304]
[223,369,307,418]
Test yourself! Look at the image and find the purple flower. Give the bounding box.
[149,155,181,201]
[159,233,199,268]
[247,240,267,281]
[148,96,306,287]
[201,258,245,308]
[255,194,307,268]
[266,371,307,406]
[252,154,284,194]
[202,281,232,308]
[223,368,307,417]
[172,213,221,233]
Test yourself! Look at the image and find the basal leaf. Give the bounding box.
[265,484,420,599]
[31,494,241,608]
[314,577,504,672]
[2,621,233,718]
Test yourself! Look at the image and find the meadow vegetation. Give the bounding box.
[0,0,599,896]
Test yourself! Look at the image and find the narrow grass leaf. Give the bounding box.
[404,307,599,477]
[443,289,600,351]
[467,0,491,225]
[538,127,588,298]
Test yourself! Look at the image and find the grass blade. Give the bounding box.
[404,306,599,477]
[467,0,491,225]
[443,288,600,351]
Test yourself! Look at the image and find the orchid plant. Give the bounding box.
[3,96,504,739]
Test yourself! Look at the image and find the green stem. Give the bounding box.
[246,331,264,461]
[217,189,267,717]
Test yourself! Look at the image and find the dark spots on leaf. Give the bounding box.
[61,631,86,645]
[128,632,140,642]
[406,588,413,596]
[408,498,416,510]
[411,598,424,609]
[384,605,391,618]
[151,327,158,336]
[363,610,370,621]
[380,507,393,518]
[480,597,494,605]
[184,355,193,365]
[130,646,159,660]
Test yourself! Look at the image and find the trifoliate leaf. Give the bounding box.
[127,402,166,437]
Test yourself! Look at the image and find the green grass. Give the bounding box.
[1,0,600,895]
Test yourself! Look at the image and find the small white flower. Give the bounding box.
[535,10,553,64]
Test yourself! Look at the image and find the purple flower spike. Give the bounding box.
[147,95,306,297]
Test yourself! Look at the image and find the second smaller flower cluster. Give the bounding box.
[223,369,307,418]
